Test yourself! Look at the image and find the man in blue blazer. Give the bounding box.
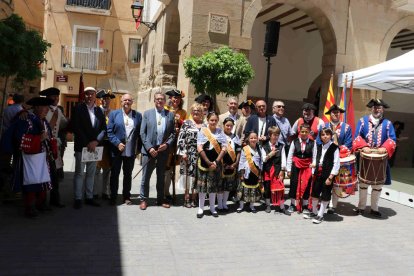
[107,93,142,205]
[71,87,106,209]
[244,99,276,144]
[139,91,175,210]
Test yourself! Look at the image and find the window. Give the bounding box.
[128,38,142,63]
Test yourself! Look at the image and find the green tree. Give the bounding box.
[0,14,50,125]
[184,46,254,97]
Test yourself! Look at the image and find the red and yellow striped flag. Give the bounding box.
[322,74,335,123]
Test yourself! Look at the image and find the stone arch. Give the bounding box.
[379,16,414,61]
[242,0,337,58]
[242,0,337,111]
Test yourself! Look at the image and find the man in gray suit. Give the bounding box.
[139,91,175,210]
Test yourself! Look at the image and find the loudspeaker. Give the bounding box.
[263,21,280,57]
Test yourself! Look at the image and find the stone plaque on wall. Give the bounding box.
[209,13,228,34]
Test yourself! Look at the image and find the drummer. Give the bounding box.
[317,104,353,214]
[353,99,396,217]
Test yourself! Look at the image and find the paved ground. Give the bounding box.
[1,143,414,275]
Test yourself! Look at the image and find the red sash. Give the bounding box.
[293,156,312,211]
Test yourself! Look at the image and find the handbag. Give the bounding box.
[22,152,51,185]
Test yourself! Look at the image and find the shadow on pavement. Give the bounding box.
[0,171,122,275]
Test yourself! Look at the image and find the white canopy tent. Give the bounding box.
[337,50,414,94]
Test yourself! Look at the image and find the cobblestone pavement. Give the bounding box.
[1,143,413,275]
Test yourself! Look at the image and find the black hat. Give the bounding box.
[39,87,60,97]
[302,103,317,111]
[325,104,345,115]
[238,99,256,110]
[195,94,213,103]
[96,89,115,99]
[366,98,390,108]
[166,89,185,98]
[26,97,54,106]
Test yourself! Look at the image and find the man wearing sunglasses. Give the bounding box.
[272,100,292,156]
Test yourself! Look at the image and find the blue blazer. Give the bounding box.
[107,109,142,156]
[244,114,276,138]
[140,108,175,155]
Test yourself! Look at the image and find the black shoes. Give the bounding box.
[327,207,336,214]
[85,198,101,207]
[370,210,382,218]
[355,209,364,215]
[73,199,82,209]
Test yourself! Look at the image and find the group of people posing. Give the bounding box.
[0,87,396,223]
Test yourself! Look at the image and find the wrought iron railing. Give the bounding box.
[61,45,109,72]
[66,0,111,10]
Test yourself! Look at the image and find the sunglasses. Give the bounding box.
[273,105,285,108]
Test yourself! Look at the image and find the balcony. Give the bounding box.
[61,45,109,74]
[65,0,111,16]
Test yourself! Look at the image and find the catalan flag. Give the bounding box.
[346,76,355,137]
[322,73,335,123]
[339,75,347,122]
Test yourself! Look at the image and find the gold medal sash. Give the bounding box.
[201,127,221,155]
[243,146,260,178]
[227,140,236,162]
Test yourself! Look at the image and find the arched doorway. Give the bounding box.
[242,1,337,119]
[382,28,414,168]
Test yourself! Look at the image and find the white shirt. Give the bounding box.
[122,109,134,157]
[265,141,287,170]
[286,138,317,172]
[258,117,266,137]
[87,104,96,126]
[316,141,340,175]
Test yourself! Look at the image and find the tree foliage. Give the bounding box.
[0,14,50,83]
[184,46,254,97]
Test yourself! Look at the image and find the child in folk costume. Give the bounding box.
[237,131,263,213]
[304,127,340,224]
[286,124,317,214]
[217,118,241,212]
[196,112,227,218]
[262,126,290,215]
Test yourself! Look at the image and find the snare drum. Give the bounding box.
[358,152,388,185]
[334,154,357,198]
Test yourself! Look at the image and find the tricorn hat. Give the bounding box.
[96,89,115,99]
[325,104,345,115]
[26,97,54,106]
[39,87,60,97]
[195,94,213,104]
[238,99,256,110]
[166,89,185,98]
[302,103,317,111]
[366,98,390,108]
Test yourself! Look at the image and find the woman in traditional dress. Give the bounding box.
[217,117,241,212]
[195,112,227,218]
[237,131,263,213]
[176,103,204,208]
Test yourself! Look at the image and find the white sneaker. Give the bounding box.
[312,216,324,224]
[303,213,317,219]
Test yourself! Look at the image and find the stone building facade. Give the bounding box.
[41,0,141,116]
[137,0,414,167]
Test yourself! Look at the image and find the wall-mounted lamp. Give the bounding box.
[131,1,156,31]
